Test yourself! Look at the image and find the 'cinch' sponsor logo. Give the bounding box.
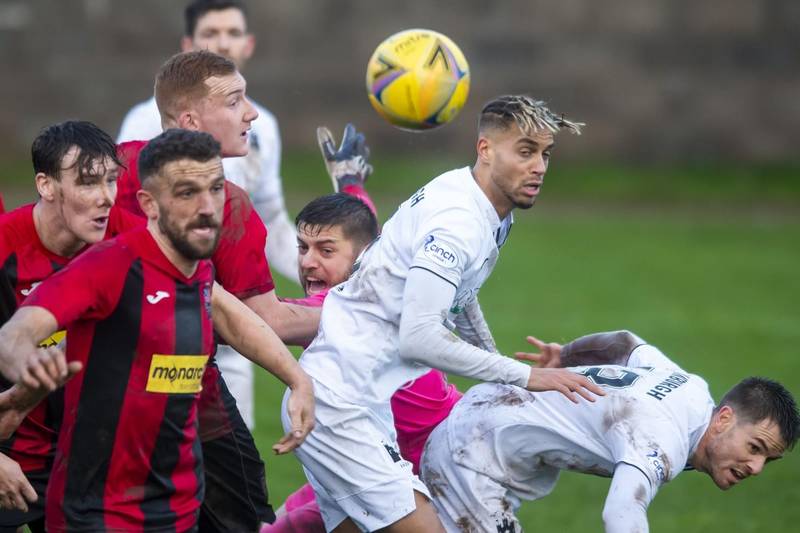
[146,354,209,394]
[423,235,458,267]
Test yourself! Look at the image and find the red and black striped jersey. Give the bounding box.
[0,203,143,473]
[116,140,275,299]
[23,227,214,532]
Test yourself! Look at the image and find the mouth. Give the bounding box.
[729,468,746,485]
[303,277,329,296]
[188,226,218,239]
[91,215,109,230]
[521,182,542,197]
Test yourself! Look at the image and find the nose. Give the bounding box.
[300,249,319,270]
[748,456,766,476]
[98,180,115,207]
[531,154,547,177]
[197,190,217,217]
[243,97,258,123]
[216,34,230,52]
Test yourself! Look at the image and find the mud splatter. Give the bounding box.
[660,453,672,480]
[423,468,446,499]
[634,484,647,505]
[456,516,476,532]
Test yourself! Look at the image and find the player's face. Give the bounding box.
[196,72,258,158]
[296,223,360,296]
[52,147,119,246]
[184,8,254,70]
[156,158,225,260]
[482,125,553,217]
[704,413,785,490]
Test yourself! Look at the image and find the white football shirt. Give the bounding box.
[444,344,714,499]
[300,167,513,425]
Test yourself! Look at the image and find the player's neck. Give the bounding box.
[687,431,711,473]
[147,221,199,278]
[471,164,513,220]
[33,201,86,258]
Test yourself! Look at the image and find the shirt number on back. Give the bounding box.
[578,367,641,389]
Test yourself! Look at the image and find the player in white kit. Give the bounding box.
[118,0,297,429]
[284,95,605,532]
[421,330,799,533]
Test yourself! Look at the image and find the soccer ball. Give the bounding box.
[366,29,470,130]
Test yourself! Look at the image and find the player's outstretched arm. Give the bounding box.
[602,463,654,533]
[211,283,314,453]
[242,290,321,347]
[0,307,81,391]
[398,267,604,403]
[516,330,646,369]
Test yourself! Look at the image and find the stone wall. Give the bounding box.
[0,0,797,162]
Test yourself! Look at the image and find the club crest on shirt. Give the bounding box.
[423,235,458,268]
[203,283,212,316]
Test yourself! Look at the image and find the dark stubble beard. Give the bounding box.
[158,209,221,260]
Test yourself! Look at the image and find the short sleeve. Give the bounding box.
[212,182,275,299]
[607,417,686,490]
[410,205,483,288]
[21,239,132,328]
[628,344,684,373]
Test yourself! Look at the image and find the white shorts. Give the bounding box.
[282,380,430,532]
[215,344,255,429]
[422,423,541,533]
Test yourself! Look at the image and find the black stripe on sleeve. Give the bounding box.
[409,265,458,290]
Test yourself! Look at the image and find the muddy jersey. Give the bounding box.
[445,345,714,498]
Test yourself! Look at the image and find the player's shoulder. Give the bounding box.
[0,204,36,254]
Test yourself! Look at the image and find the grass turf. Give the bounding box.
[3,153,799,530]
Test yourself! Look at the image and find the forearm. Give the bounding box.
[242,291,321,347]
[453,297,497,352]
[0,386,45,439]
[602,463,653,533]
[560,330,645,368]
[399,268,529,386]
[0,307,59,382]
[212,285,309,389]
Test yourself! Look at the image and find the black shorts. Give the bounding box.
[0,467,47,533]
[198,371,275,532]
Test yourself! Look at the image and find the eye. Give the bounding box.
[178,189,194,199]
[519,149,531,157]
[543,150,552,159]
[748,443,759,454]
[211,182,225,193]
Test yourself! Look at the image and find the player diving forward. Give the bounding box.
[421,330,800,532]
[285,96,605,533]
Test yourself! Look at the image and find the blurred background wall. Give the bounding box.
[0,0,798,163]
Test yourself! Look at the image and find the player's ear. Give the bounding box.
[242,34,255,61]
[476,136,492,164]
[177,110,201,132]
[136,186,159,220]
[180,36,194,53]
[713,405,736,434]
[35,172,57,201]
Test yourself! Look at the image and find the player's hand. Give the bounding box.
[0,452,37,512]
[526,367,605,403]
[0,364,82,440]
[273,380,315,455]
[317,123,373,192]
[17,346,82,393]
[515,335,563,368]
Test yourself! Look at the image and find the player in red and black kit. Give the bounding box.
[0,121,142,532]
[0,129,313,532]
[116,50,322,532]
